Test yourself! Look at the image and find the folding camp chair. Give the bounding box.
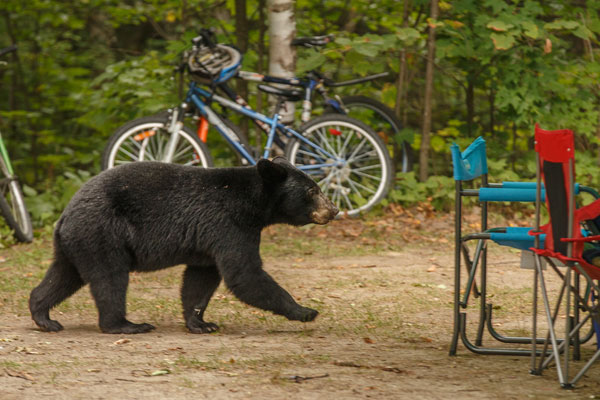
[530,124,600,388]
[450,137,551,356]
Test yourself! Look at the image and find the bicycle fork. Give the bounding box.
[163,105,187,163]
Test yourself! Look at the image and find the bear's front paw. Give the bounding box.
[187,318,219,334]
[288,306,319,322]
[101,321,156,334]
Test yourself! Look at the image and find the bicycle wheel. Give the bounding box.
[285,114,393,217]
[0,155,33,242]
[338,95,412,173]
[102,115,213,170]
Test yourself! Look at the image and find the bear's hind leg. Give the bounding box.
[181,264,221,333]
[29,255,85,332]
[89,271,155,334]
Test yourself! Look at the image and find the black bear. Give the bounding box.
[29,158,338,334]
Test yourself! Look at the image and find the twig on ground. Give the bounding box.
[286,373,330,383]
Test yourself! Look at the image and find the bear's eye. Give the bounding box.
[307,187,318,197]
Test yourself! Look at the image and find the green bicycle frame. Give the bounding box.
[0,133,14,176]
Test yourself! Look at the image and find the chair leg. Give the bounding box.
[563,268,571,383]
[458,313,546,356]
[535,255,567,385]
[531,262,539,374]
[476,242,487,346]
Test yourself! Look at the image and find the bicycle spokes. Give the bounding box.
[287,117,391,217]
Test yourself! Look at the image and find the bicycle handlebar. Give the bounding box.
[0,45,17,58]
[192,28,217,49]
[324,72,389,87]
[291,35,334,48]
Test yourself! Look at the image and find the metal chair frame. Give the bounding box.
[530,124,600,388]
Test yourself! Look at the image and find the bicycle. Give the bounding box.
[0,45,33,242]
[102,33,393,216]
[235,33,412,173]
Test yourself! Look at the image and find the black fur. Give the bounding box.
[29,158,338,334]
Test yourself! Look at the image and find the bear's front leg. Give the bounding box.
[181,264,222,333]
[218,254,318,322]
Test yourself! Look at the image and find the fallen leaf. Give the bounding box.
[151,369,170,376]
[113,338,131,345]
[363,337,375,344]
[5,369,35,381]
[14,347,40,355]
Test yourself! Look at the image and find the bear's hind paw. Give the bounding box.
[34,318,64,332]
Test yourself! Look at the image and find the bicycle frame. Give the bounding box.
[0,132,14,176]
[182,81,340,171]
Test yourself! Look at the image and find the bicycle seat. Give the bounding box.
[257,84,304,101]
[291,35,334,48]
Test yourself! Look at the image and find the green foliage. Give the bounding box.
[385,172,454,210]
[24,170,92,226]
[78,51,179,134]
[2,0,600,228]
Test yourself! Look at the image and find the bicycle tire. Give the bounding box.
[0,154,33,242]
[337,95,413,173]
[285,114,393,217]
[102,115,214,170]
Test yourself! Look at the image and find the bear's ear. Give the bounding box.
[271,156,292,167]
[257,158,288,183]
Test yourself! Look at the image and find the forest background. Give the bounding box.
[1,0,600,227]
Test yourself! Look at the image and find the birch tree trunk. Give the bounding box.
[267,0,296,124]
[235,0,249,139]
[418,0,438,182]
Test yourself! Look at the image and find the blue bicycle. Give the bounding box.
[103,33,393,216]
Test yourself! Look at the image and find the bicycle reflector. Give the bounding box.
[134,130,157,141]
[197,117,209,143]
[328,128,342,136]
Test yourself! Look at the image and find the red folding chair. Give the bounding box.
[530,124,600,388]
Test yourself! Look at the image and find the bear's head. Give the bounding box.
[258,157,339,226]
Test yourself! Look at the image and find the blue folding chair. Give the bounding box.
[450,137,598,357]
[451,137,547,356]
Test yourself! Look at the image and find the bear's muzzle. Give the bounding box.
[310,193,339,224]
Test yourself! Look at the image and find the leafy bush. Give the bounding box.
[384,172,455,211]
[23,170,92,227]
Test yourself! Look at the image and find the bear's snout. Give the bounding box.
[311,193,339,224]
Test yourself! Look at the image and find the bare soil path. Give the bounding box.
[1,210,599,399]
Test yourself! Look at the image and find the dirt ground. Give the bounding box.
[1,209,599,399]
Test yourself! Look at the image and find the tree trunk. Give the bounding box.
[267,0,296,124]
[418,0,438,182]
[393,0,411,170]
[489,84,495,137]
[465,76,474,136]
[256,0,267,154]
[394,0,410,119]
[235,0,249,139]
